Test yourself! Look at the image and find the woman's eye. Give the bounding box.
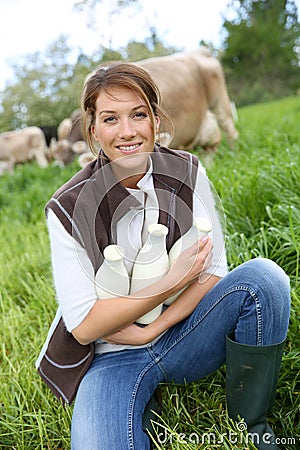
[103,116,117,123]
[134,111,147,119]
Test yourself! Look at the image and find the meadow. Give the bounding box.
[0,96,299,449]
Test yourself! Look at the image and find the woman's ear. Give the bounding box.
[155,116,160,134]
[91,125,99,142]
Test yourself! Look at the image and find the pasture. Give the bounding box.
[0,96,299,449]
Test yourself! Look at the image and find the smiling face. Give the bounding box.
[92,86,160,188]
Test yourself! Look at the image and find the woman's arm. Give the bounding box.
[72,236,213,345]
[104,273,221,346]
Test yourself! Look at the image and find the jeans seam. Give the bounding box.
[128,359,159,450]
[159,284,263,360]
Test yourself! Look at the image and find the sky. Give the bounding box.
[0,0,299,90]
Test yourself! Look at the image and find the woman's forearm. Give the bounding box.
[103,274,221,346]
[72,267,187,345]
[145,274,221,342]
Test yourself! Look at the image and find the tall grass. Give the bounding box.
[0,96,299,449]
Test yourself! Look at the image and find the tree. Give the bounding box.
[221,0,300,105]
[124,28,179,62]
[0,36,93,131]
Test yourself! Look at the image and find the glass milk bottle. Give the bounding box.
[94,244,130,299]
[130,224,169,324]
[164,217,212,305]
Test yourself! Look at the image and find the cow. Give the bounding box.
[57,118,72,141]
[52,109,88,165]
[0,126,49,175]
[39,126,58,147]
[136,47,239,155]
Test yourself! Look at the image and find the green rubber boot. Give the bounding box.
[226,333,285,449]
[142,388,162,447]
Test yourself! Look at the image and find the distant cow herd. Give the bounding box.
[0,48,239,176]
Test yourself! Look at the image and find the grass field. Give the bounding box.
[0,96,299,449]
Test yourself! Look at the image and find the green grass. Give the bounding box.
[0,96,299,449]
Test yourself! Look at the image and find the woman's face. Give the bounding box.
[92,86,160,188]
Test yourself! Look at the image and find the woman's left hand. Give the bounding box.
[103,323,153,346]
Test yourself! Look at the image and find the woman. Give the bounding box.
[37,62,290,450]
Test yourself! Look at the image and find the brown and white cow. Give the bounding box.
[136,47,239,153]
[0,126,49,175]
[57,118,72,141]
[52,109,89,166]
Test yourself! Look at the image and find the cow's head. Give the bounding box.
[50,139,74,166]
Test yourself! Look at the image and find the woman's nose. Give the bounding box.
[118,119,137,139]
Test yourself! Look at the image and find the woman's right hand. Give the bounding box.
[167,236,213,291]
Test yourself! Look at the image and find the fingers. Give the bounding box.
[180,237,212,280]
[187,235,212,260]
[201,247,213,273]
[195,237,213,270]
[191,234,211,251]
[168,236,213,289]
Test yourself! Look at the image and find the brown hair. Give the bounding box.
[81,62,174,156]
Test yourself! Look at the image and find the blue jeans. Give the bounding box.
[71,258,290,450]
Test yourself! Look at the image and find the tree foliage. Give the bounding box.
[221,0,300,105]
[0,36,94,131]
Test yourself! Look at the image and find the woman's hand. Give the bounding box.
[167,236,213,292]
[103,323,153,346]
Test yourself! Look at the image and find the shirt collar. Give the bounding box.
[136,156,154,192]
